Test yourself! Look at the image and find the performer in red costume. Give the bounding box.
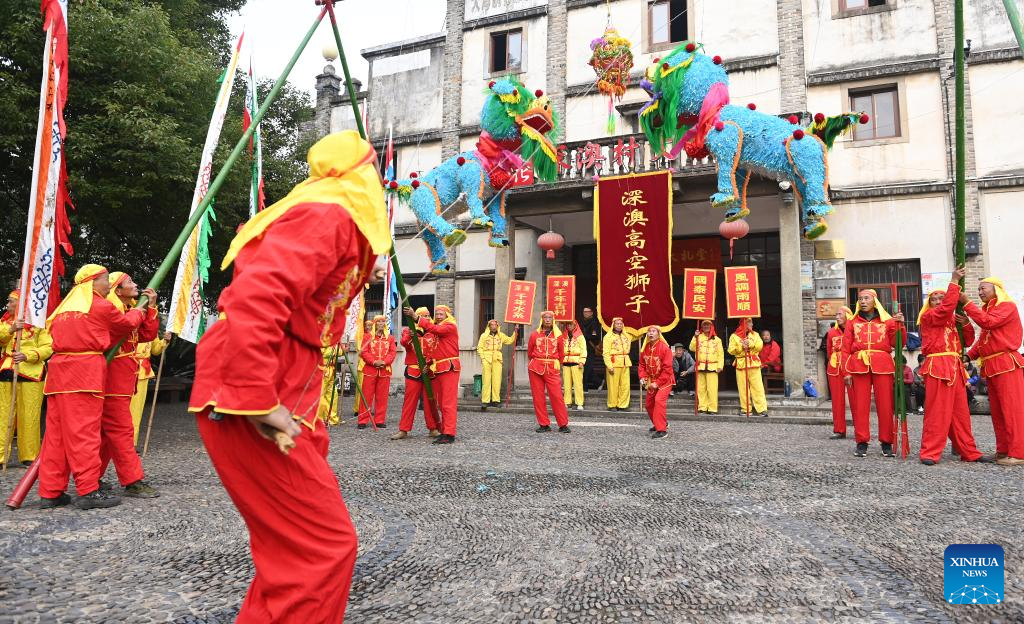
[918,267,987,465]
[188,132,391,623]
[357,314,396,429]
[392,307,440,440]
[37,264,151,510]
[527,310,570,433]
[823,306,853,439]
[842,289,905,458]
[404,303,460,444]
[98,271,160,497]
[962,276,1024,466]
[639,325,673,439]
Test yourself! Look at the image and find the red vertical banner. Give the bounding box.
[724,266,761,318]
[504,280,537,326]
[681,268,717,319]
[595,170,678,335]
[546,275,576,321]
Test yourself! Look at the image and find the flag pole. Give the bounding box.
[142,346,167,457]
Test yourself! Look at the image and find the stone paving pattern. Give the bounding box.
[0,402,1021,623]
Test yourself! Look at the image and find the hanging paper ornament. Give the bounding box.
[588,24,634,134]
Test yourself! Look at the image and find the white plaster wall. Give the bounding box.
[566,0,642,86]
[392,142,444,226]
[969,60,1024,177]
[564,90,646,141]
[967,0,1024,51]
[454,278,478,348]
[806,73,947,187]
[461,16,549,126]
[820,195,952,271]
[727,66,782,114]
[393,234,434,274]
[980,189,1024,310]
[456,231,502,271]
[693,0,778,59]
[801,0,937,73]
[459,135,478,153]
[515,227,540,268]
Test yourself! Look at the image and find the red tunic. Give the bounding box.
[360,332,396,378]
[527,329,564,375]
[639,340,674,387]
[842,312,901,375]
[401,327,436,377]
[825,326,846,377]
[919,283,975,383]
[105,306,159,396]
[965,299,1024,378]
[417,317,460,376]
[44,295,146,395]
[760,340,782,372]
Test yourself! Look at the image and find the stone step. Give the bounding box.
[468,402,835,426]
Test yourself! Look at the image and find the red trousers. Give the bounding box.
[357,374,389,426]
[528,370,569,428]
[38,393,104,498]
[196,414,357,623]
[431,371,459,436]
[849,373,894,444]
[987,368,1024,458]
[827,375,848,435]
[644,385,671,432]
[919,370,982,462]
[398,377,439,432]
[98,396,145,485]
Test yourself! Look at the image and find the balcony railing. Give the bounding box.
[553,132,717,182]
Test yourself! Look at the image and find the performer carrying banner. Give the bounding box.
[392,308,440,440]
[728,318,768,417]
[358,315,396,429]
[406,304,460,444]
[131,331,171,443]
[639,326,673,438]
[603,317,633,411]
[822,307,853,439]
[38,265,150,509]
[1,291,52,464]
[561,320,587,411]
[962,276,1024,466]
[689,319,723,414]
[843,289,905,458]
[918,267,987,465]
[528,311,570,433]
[476,319,515,411]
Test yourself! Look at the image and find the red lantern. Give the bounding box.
[537,230,565,260]
[719,218,749,259]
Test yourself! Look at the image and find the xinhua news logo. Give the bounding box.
[944,544,1004,605]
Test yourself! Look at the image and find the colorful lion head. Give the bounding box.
[480,76,561,182]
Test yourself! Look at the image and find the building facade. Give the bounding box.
[315,0,1024,391]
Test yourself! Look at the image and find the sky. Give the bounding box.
[228,0,446,98]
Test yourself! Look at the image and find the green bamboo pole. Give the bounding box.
[954,0,967,277]
[324,1,439,407]
[1002,0,1024,55]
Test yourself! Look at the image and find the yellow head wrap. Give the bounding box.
[47,264,108,322]
[536,311,562,337]
[916,289,947,326]
[414,307,429,317]
[640,324,667,351]
[222,130,390,270]
[8,290,19,301]
[981,277,1013,307]
[106,271,132,312]
[857,289,892,322]
[433,304,456,325]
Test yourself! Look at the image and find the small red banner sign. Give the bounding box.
[546,275,576,322]
[682,268,717,320]
[724,266,761,319]
[504,279,537,325]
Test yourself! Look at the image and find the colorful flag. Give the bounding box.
[381,126,399,332]
[168,33,244,343]
[19,0,73,328]
[243,46,265,217]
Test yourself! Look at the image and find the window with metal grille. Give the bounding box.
[846,260,921,332]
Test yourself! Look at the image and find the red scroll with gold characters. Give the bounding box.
[504,279,537,326]
[595,170,678,335]
[724,266,761,318]
[546,276,576,321]
[682,268,716,319]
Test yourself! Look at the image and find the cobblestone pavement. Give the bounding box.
[1,403,1021,623]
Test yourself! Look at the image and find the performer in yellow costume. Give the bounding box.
[351,318,372,418]
[318,345,342,425]
[689,319,724,414]
[130,331,170,444]
[0,290,53,464]
[728,318,768,416]
[476,319,516,410]
[561,319,587,410]
[603,317,633,410]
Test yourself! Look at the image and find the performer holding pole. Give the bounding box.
[392,308,440,440]
[527,311,570,433]
[1,291,52,467]
[728,318,767,417]
[822,307,853,439]
[639,325,673,438]
[689,320,723,414]
[404,305,460,444]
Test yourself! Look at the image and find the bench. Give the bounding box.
[763,371,785,395]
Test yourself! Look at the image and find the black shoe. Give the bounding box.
[649,426,656,432]
[432,434,454,445]
[558,426,571,434]
[39,493,71,509]
[76,490,122,510]
[921,459,936,466]
[123,480,159,499]
[652,431,668,439]
[21,460,32,467]
[608,407,618,412]
[98,479,113,492]
[535,425,552,433]
[972,456,994,463]
[357,424,367,430]
[377,423,387,429]
[854,443,868,458]
[829,432,846,440]
[881,443,895,458]
[758,412,768,418]
[480,403,488,411]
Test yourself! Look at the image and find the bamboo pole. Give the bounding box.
[954,1,966,276]
[1002,0,1024,55]
[141,347,167,458]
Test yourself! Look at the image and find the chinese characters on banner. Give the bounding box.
[595,170,679,335]
[671,237,723,273]
[504,279,537,325]
[546,275,576,321]
[724,266,761,318]
[510,162,534,187]
[682,269,717,319]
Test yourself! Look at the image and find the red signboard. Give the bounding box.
[595,170,678,336]
[682,268,717,319]
[504,279,537,325]
[671,237,723,273]
[546,275,576,322]
[724,266,761,319]
[510,162,534,188]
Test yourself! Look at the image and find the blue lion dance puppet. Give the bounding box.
[638,42,869,239]
[384,77,560,272]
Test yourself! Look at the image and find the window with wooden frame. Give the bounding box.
[846,260,921,332]
[477,279,495,337]
[839,0,889,15]
[490,29,523,74]
[850,85,901,141]
[647,0,688,50]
